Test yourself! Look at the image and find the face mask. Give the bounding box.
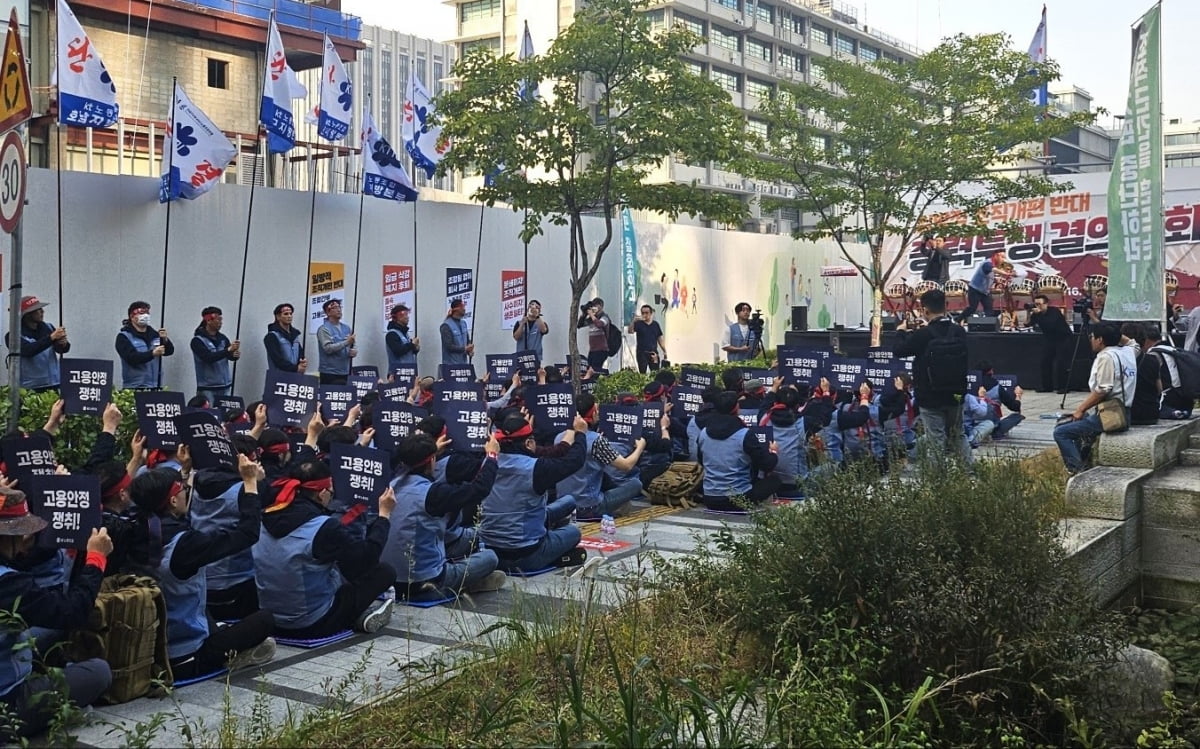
[136,313,151,327]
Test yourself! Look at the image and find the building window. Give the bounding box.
[779,50,803,72]
[754,3,773,24]
[1167,155,1200,167]
[686,60,705,77]
[710,67,740,92]
[710,26,740,52]
[433,60,444,94]
[746,38,772,61]
[361,47,373,99]
[859,43,879,62]
[675,13,705,38]
[810,134,830,154]
[789,15,805,35]
[746,78,773,99]
[747,118,769,139]
[644,8,666,30]
[810,60,825,83]
[1165,133,1200,146]
[380,49,393,140]
[416,54,427,86]
[812,25,832,45]
[206,59,227,89]
[460,0,500,23]
[460,37,501,55]
[713,0,740,9]
[399,52,409,85]
[834,34,856,55]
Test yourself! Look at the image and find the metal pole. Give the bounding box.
[7,221,23,432]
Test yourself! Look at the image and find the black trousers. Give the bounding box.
[206,578,260,622]
[170,609,275,680]
[1,659,111,738]
[635,350,661,374]
[701,474,783,512]
[1040,336,1073,391]
[275,563,395,640]
[319,373,349,386]
[586,350,609,372]
[963,288,993,317]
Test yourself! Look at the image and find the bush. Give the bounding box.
[2,387,139,468]
[668,453,1120,744]
[593,356,774,404]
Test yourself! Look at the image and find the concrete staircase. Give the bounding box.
[1140,432,1200,608]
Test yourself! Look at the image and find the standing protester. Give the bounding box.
[316,299,356,386]
[721,303,754,362]
[627,304,666,374]
[440,298,473,365]
[1028,294,1074,393]
[919,235,952,284]
[264,303,307,373]
[575,297,612,371]
[190,306,240,403]
[894,288,971,462]
[5,296,70,392]
[115,300,174,390]
[385,304,419,373]
[512,300,549,361]
[1053,323,1137,475]
[963,254,1008,318]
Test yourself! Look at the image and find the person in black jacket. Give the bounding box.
[114,301,174,390]
[696,391,781,511]
[263,303,307,374]
[1029,294,1074,393]
[0,487,112,739]
[894,288,971,462]
[5,295,70,392]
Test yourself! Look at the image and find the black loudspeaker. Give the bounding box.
[968,316,999,333]
[791,305,809,332]
[881,315,898,332]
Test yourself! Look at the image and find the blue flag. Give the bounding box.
[260,17,296,154]
[362,108,418,202]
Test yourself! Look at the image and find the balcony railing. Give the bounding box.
[178,0,362,40]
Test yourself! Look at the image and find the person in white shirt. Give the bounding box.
[1053,322,1136,475]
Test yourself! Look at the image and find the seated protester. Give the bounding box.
[650,372,689,460]
[257,428,294,487]
[688,385,724,462]
[0,488,112,739]
[409,376,435,409]
[385,432,506,601]
[137,442,190,479]
[820,388,875,466]
[479,412,589,572]
[761,386,808,498]
[416,416,486,547]
[127,462,276,680]
[721,369,744,396]
[696,391,781,511]
[975,363,1025,439]
[738,378,768,415]
[1053,323,1136,475]
[558,394,646,520]
[189,434,262,621]
[628,395,674,485]
[800,377,835,438]
[96,461,139,576]
[964,386,996,448]
[254,460,396,637]
[1145,326,1194,419]
[878,374,917,459]
[187,395,211,410]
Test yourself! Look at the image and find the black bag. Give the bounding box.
[605,317,623,357]
[1154,346,1200,400]
[923,323,969,394]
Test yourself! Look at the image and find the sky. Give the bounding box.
[343,0,1199,124]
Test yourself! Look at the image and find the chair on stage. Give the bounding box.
[943,279,969,316]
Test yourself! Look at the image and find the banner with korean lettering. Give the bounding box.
[669,384,705,420]
[446,268,475,327]
[308,262,345,329]
[60,358,113,415]
[1106,3,1163,321]
[330,442,387,513]
[373,402,427,454]
[382,264,415,324]
[438,363,476,384]
[525,384,574,432]
[135,391,185,450]
[29,474,101,550]
[500,270,526,330]
[776,347,827,386]
[160,84,236,202]
[264,370,318,428]
[598,406,640,447]
[319,385,356,421]
[679,366,716,389]
[434,400,490,452]
[1,435,57,487]
[56,0,119,128]
[177,412,237,470]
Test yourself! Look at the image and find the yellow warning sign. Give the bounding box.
[0,9,32,136]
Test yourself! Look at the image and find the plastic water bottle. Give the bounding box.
[601,514,616,537]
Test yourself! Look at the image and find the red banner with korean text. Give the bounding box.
[500,270,526,331]
[382,265,415,325]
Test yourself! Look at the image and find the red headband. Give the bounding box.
[261,442,290,455]
[146,449,171,469]
[203,312,220,322]
[161,481,184,511]
[266,477,333,513]
[583,404,598,423]
[0,498,31,518]
[130,307,149,317]
[494,422,533,441]
[102,473,132,501]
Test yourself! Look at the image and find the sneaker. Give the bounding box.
[466,570,507,594]
[229,637,276,671]
[355,597,394,634]
[555,547,587,568]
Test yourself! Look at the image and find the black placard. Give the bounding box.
[28,474,102,549]
[525,384,574,432]
[741,368,774,384]
[330,442,388,513]
[863,361,894,390]
[178,412,237,469]
[59,358,114,416]
[777,346,826,385]
[434,400,490,452]
[514,350,539,379]
[391,365,418,390]
[486,354,519,401]
[866,347,895,364]
[215,395,245,414]
[373,402,428,454]
[377,383,411,404]
[669,384,705,419]
[679,366,716,389]
[349,375,377,402]
[738,410,759,428]
[597,405,640,446]
[432,381,484,406]
[319,385,356,422]
[135,391,186,450]
[827,357,868,392]
[1,435,57,487]
[264,371,318,428]
[438,363,477,383]
[995,373,1019,389]
[746,425,774,445]
[352,365,379,379]
[640,402,664,432]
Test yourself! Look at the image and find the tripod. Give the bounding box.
[746,327,766,360]
[1059,317,1092,411]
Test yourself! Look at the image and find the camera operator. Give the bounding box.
[1029,294,1073,393]
[722,303,756,362]
[919,235,952,284]
[1075,288,1105,325]
[575,297,612,371]
[513,300,549,361]
[627,304,666,374]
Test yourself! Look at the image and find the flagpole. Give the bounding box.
[159,76,178,390]
[301,144,319,344]
[411,159,419,333]
[470,201,485,343]
[1157,0,1167,335]
[55,123,64,333]
[231,129,263,392]
[349,193,365,332]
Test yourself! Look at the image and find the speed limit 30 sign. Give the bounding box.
[0,129,25,235]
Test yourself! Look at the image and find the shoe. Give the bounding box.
[555,547,587,568]
[466,570,507,593]
[229,637,276,671]
[575,507,604,521]
[355,597,394,634]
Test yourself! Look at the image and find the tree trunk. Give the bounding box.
[869,251,884,347]
[568,284,584,400]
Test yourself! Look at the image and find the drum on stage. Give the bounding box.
[1037,275,1068,295]
[1084,274,1108,293]
[1166,271,1179,293]
[885,282,913,316]
[1008,278,1035,296]
[913,280,941,298]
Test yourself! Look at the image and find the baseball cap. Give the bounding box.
[322,298,343,312]
[449,298,465,311]
[18,296,48,315]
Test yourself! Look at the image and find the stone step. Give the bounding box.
[1142,466,1200,530]
[1191,433,1200,450]
[1182,448,1200,467]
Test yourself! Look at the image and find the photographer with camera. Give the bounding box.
[627,305,666,374]
[512,300,549,361]
[919,235,953,284]
[722,303,763,362]
[575,297,613,371]
[1029,294,1073,394]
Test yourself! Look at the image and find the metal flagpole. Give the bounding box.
[470,202,484,343]
[349,193,365,332]
[230,130,263,392]
[301,145,319,344]
[55,123,64,337]
[158,77,178,390]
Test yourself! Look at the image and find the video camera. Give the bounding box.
[747,309,766,334]
[1072,296,1093,316]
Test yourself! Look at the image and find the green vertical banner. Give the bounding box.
[620,207,640,325]
[1106,2,1163,321]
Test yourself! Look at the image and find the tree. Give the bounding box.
[741,33,1094,345]
[437,0,747,389]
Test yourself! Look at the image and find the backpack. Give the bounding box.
[604,317,623,358]
[1153,346,1200,399]
[66,574,173,704]
[645,461,702,509]
[923,322,969,394]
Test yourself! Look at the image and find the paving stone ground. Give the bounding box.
[68,391,1078,748]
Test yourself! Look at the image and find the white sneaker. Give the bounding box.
[355,598,394,634]
[466,570,507,594]
[230,637,276,671]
